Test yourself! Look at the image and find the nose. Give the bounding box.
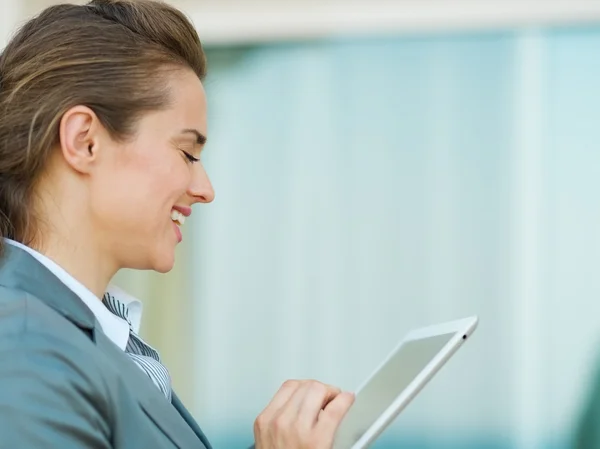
[188,162,215,204]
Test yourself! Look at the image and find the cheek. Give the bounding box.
[127,160,191,222]
[89,171,147,225]
[152,160,192,201]
[91,162,189,228]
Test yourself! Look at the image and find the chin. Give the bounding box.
[152,254,176,273]
[118,242,176,272]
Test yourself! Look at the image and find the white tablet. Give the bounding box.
[333,316,478,449]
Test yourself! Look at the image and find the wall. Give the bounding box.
[191,27,600,449]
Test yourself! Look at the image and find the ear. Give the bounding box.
[58,105,101,174]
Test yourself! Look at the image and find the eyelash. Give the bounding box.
[181,150,199,164]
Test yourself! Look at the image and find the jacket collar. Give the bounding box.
[0,243,96,330]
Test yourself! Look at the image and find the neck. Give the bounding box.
[30,232,117,299]
[30,161,119,299]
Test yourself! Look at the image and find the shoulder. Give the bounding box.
[0,284,107,393]
[0,284,89,340]
[0,287,113,448]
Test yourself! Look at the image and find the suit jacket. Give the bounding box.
[0,243,212,449]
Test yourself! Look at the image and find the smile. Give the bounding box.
[170,209,186,226]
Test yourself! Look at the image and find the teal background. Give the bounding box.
[192,28,600,449]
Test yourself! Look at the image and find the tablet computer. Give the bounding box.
[333,316,478,449]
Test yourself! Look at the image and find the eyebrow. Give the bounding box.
[181,128,207,145]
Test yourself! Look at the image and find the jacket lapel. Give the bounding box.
[172,393,213,449]
[95,331,206,449]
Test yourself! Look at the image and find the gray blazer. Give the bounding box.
[0,243,212,449]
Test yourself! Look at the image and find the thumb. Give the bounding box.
[317,391,355,432]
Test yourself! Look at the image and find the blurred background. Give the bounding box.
[4,0,600,448]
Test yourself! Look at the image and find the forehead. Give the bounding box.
[169,69,207,126]
[143,69,207,138]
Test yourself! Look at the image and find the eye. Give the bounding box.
[180,149,199,164]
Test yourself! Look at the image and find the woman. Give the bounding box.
[0,1,354,448]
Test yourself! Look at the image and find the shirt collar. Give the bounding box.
[104,283,143,333]
[4,238,142,350]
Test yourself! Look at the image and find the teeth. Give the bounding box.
[170,210,185,225]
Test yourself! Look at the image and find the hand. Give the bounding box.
[254,379,355,449]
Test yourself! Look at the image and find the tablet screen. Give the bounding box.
[335,332,456,448]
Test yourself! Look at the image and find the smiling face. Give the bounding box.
[84,68,214,272]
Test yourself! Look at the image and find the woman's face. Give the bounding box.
[89,68,214,272]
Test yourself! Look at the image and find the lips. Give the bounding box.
[172,205,192,217]
[170,205,192,227]
[172,221,182,243]
[170,206,191,243]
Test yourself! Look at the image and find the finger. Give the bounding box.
[273,380,324,423]
[296,382,342,430]
[254,380,304,446]
[268,381,342,447]
[315,391,355,438]
[257,381,317,448]
[259,380,302,421]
